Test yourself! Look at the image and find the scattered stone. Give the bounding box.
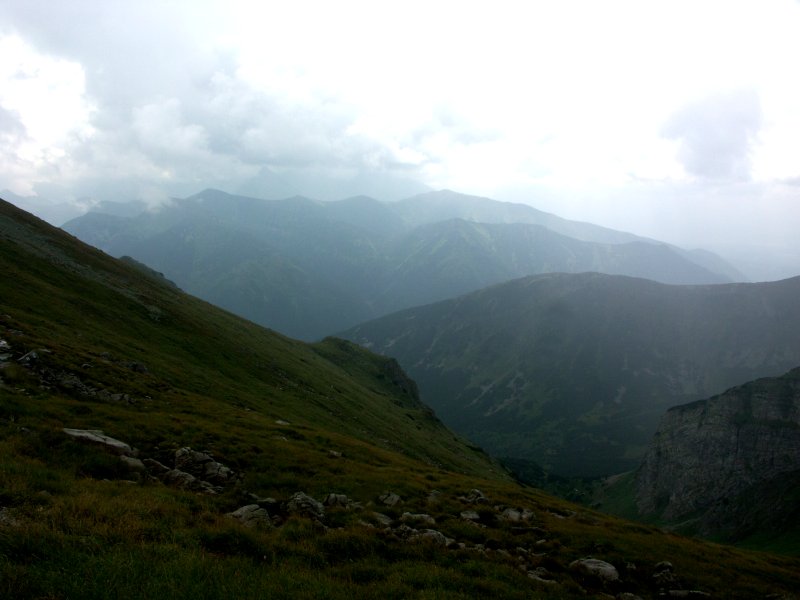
[174,447,233,485]
[63,428,135,456]
[328,450,342,458]
[667,592,711,598]
[569,558,620,583]
[275,419,291,426]
[286,492,325,520]
[460,510,481,521]
[142,458,170,474]
[410,528,451,546]
[426,490,442,504]
[378,491,402,507]
[528,567,558,585]
[227,504,272,528]
[245,493,278,509]
[123,361,148,373]
[616,594,643,600]
[323,493,350,507]
[17,350,40,365]
[501,508,522,522]
[653,560,678,587]
[119,456,146,472]
[521,508,535,521]
[462,488,488,504]
[400,512,436,526]
[0,507,20,527]
[161,469,219,494]
[370,512,393,527]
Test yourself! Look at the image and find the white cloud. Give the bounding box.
[0,0,799,279]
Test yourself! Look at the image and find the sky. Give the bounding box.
[1,0,799,280]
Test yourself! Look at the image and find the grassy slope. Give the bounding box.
[2,199,800,598]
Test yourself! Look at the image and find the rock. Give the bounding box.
[378,491,401,507]
[667,592,711,598]
[569,558,620,583]
[370,512,393,527]
[142,458,170,474]
[286,492,325,520]
[323,493,350,507]
[0,507,20,527]
[521,508,535,521]
[635,367,800,537]
[410,528,451,546]
[400,512,436,526]
[617,594,644,600]
[528,567,558,585]
[460,510,481,521]
[119,456,146,472]
[63,428,135,456]
[328,450,342,458]
[227,504,272,528]
[245,493,278,509]
[426,490,442,504]
[463,488,488,504]
[161,469,219,494]
[275,419,291,426]
[17,350,39,365]
[655,561,673,573]
[500,508,522,522]
[203,460,233,485]
[174,447,233,485]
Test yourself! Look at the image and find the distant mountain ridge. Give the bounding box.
[341,272,800,477]
[62,188,744,340]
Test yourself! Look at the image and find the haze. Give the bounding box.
[1,0,799,280]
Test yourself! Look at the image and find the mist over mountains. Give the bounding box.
[342,272,800,478]
[63,188,744,341]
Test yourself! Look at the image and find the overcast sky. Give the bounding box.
[1,0,799,279]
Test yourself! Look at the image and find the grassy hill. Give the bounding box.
[2,198,800,598]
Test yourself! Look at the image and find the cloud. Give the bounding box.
[661,89,763,181]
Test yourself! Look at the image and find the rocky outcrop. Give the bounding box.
[635,366,800,535]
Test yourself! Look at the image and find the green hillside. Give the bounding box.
[342,272,800,478]
[2,199,800,598]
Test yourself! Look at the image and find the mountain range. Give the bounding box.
[62,188,744,340]
[341,272,800,478]
[6,197,800,596]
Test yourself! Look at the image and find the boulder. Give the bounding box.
[378,491,402,507]
[463,488,488,504]
[569,558,620,583]
[119,456,146,472]
[500,508,522,522]
[63,428,135,456]
[460,510,481,522]
[227,504,272,528]
[410,529,452,546]
[323,493,350,507]
[286,492,325,520]
[400,512,436,526]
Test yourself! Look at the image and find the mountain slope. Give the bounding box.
[2,198,800,597]
[634,366,800,547]
[342,272,800,478]
[62,189,741,340]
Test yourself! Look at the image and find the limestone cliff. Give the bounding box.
[635,366,800,538]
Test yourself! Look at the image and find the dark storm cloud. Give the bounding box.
[661,89,762,181]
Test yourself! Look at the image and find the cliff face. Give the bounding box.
[635,367,800,536]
